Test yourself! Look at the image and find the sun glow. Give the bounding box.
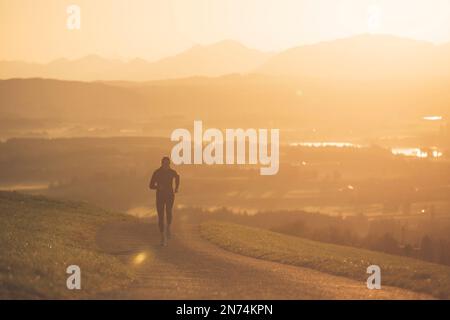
[1,0,450,62]
[290,142,363,148]
[423,116,443,121]
[367,4,383,34]
[392,147,443,158]
[133,252,148,265]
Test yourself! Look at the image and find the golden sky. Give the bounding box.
[1,0,449,63]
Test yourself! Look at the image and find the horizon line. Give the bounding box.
[2,32,448,65]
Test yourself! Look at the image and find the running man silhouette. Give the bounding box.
[149,156,180,246]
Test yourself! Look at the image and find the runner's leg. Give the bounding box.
[156,194,166,244]
[165,194,174,239]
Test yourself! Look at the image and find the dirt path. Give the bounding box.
[96,219,433,300]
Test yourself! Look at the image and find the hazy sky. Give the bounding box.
[1,0,450,63]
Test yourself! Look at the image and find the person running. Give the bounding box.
[149,156,180,246]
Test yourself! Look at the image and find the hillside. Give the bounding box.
[1,71,449,141]
[0,191,136,299]
[201,221,450,298]
[0,78,147,119]
[0,192,439,300]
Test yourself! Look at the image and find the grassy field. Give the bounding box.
[201,221,450,299]
[0,191,136,299]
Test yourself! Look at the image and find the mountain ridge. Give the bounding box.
[0,40,272,81]
[1,35,449,82]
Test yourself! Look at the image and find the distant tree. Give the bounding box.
[403,244,413,257]
[438,239,450,265]
[420,235,434,261]
[380,233,399,254]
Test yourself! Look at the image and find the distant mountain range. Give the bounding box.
[0,40,273,81]
[1,34,449,139]
[1,35,449,82]
[258,34,450,81]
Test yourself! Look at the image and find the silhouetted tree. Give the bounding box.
[420,235,434,261]
[379,233,399,254]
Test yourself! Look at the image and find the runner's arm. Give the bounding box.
[174,172,180,192]
[149,172,158,190]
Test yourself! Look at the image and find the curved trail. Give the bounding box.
[96,220,432,300]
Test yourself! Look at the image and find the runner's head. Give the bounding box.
[161,156,171,169]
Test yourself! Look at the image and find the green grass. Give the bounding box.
[201,221,450,299]
[0,191,136,299]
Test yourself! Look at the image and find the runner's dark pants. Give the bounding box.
[156,192,174,233]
